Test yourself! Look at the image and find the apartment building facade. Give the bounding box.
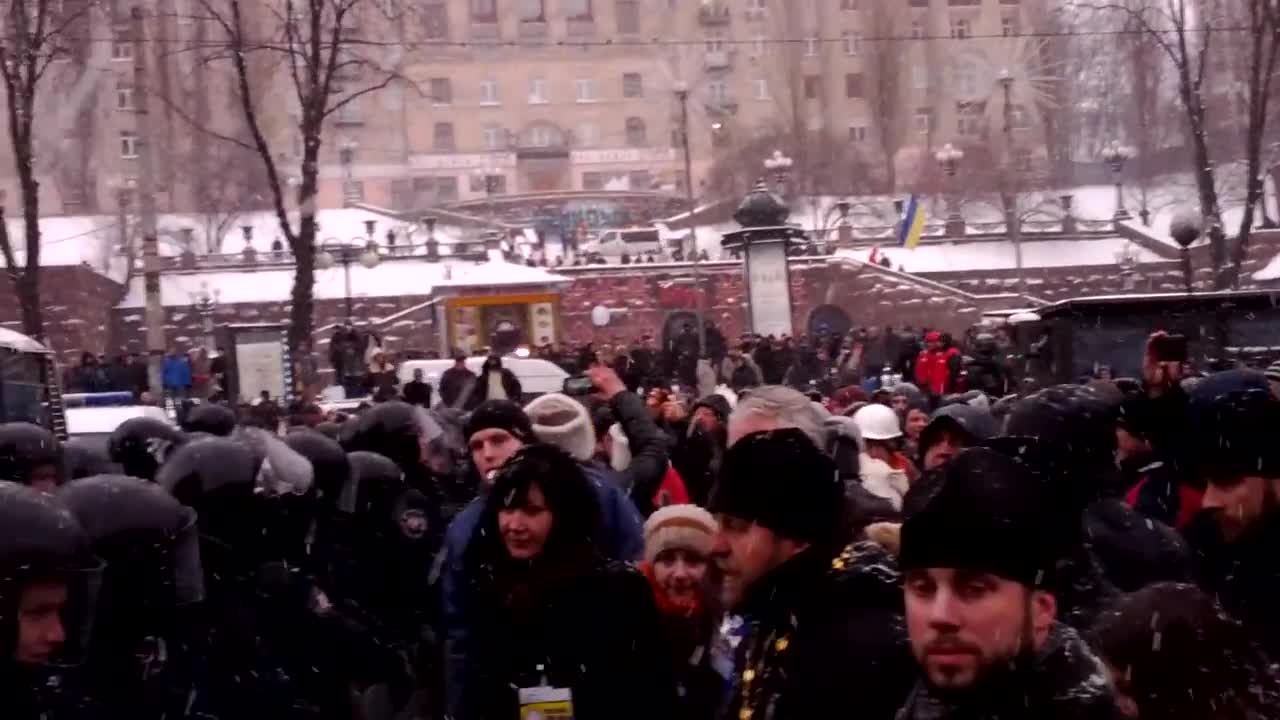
[0,0,1051,222]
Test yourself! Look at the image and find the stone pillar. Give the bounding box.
[1060,194,1076,234]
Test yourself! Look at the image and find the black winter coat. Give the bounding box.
[1184,509,1280,661]
[896,623,1120,720]
[439,366,477,408]
[609,390,672,516]
[724,541,916,720]
[459,556,673,720]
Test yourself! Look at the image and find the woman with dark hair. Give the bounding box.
[1089,582,1280,719]
[457,444,672,720]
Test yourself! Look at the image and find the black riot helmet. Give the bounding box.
[156,436,259,576]
[341,401,442,472]
[0,422,63,491]
[181,403,237,437]
[58,475,204,710]
[108,417,186,481]
[284,429,350,507]
[62,437,120,480]
[0,481,101,667]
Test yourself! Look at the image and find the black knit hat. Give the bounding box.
[708,429,844,546]
[900,447,1056,588]
[692,394,732,424]
[464,400,535,444]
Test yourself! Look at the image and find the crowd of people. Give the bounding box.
[6,328,1280,720]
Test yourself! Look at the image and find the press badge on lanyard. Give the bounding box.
[518,664,574,720]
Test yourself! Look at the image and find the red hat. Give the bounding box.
[925,331,942,343]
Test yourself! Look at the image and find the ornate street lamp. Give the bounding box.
[188,282,220,352]
[1102,140,1136,221]
[317,236,381,321]
[763,150,793,196]
[1170,211,1203,294]
[935,142,966,237]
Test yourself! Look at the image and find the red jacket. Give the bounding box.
[914,347,960,396]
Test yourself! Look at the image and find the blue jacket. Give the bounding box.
[162,354,193,388]
[439,462,644,716]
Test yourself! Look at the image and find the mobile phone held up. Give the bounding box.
[563,375,595,397]
[1151,334,1188,363]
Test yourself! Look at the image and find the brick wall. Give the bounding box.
[0,266,123,361]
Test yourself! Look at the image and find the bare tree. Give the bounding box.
[170,0,403,355]
[861,1,907,192]
[0,0,91,339]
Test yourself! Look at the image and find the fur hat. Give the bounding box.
[643,504,717,564]
[464,400,535,444]
[709,428,844,546]
[524,393,596,462]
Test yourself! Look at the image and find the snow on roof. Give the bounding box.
[837,237,1167,274]
[0,214,120,271]
[1254,252,1280,282]
[0,327,52,353]
[117,257,569,308]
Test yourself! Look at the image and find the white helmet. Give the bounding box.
[852,403,902,441]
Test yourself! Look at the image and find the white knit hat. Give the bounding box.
[643,504,718,564]
[524,393,596,462]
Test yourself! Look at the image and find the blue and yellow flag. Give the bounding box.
[897,194,925,250]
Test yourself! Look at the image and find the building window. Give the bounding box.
[843,31,860,56]
[625,117,647,146]
[529,126,556,147]
[957,103,982,136]
[848,125,867,142]
[951,17,970,39]
[483,124,505,149]
[529,77,548,104]
[116,82,134,110]
[913,107,934,134]
[424,0,449,38]
[804,75,820,100]
[575,78,596,102]
[845,73,864,98]
[433,122,456,151]
[575,122,599,146]
[566,0,592,20]
[344,180,365,202]
[430,77,452,104]
[390,179,413,210]
[708,79,728,104]
[751,34,765,56]
[747,0,765,10]
[1001,14,1018,36]
[754,78,769,100]
[519,0,544,21]
[471,0,496,22]
[805,35,819,56]
[120,131,139,158]
[616,0,639,34]
[705,35,724,52]
[910,20,924,39]
[470,173,507,194]
[480,79,499,104]
[622,72,643,98]
[112,35,133,60]
[582,171,605,191]
[628,170,652,190]
[1013,148,1033,172]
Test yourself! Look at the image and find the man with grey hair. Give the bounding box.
[728,385,827,448]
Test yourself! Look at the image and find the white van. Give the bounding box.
[398,356,568,406]
[580,227,663,257]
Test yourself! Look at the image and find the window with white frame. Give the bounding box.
[529,126,555,147]
[112,35,133,60]
[116,82,134,110]
[913,107,934,134]
[1002,15,1018,36]
[480,79,499,104]
[910,20,924,39]
[708,79,728,104]
[805,35,819,57]
[951,17,970,39]
[622,72,643,98]
[954,57,979,98]
[430,77,452,104]
[848,124,867,142]
[625,117,647,146]
[483,124,505,149]
[754,78,769,100]
[705,35,725,53]
[575,78,596,102]
[843,31,860,56]
[911,64,928,90]
[120,131,139,158]
[576,122,599,147]
[530,77,549,103]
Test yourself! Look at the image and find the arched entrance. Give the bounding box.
[807,304,853,338]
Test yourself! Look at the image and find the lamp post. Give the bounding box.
[997,68,1026,294]
[189,282,220,353]
[421,215,439,261]
[763,150,793,196]
[317,234,381,322]
[673,80,707,355]
[935,143,965,237]
[1170,211,1203,294]
[1102,140,1135,221]
[339,139,357,204]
